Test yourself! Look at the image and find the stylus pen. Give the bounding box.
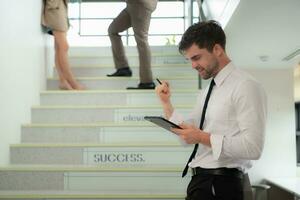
[156,78,162,85]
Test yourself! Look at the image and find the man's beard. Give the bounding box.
[200,59,219,80]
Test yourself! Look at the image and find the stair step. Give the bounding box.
[0,165,189,194]
[69,46,181,57]
[10,143,192,165]
[46,76,198,90]
[40,90,199,106]
[21,123,181,143]
[31,105,192,123]
[0,191,185,200]
[69,54,187,66]
[54,65,194,78]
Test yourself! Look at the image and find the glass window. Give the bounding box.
[81,2,126,18]
[152,2,184,17]
[78,19,113,35]
[149,35,183,46]
[68,2,80,19]
[127,35,183,46]
[193,1,200,18]
[67,1,186,46]
[193,18,200,24]
[149,19,184,35]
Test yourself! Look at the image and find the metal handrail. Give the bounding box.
[195,0,206,22]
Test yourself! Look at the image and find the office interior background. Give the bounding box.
[0,0,300,199]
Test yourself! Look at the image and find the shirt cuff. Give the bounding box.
[169,110,184,124]
[210,134,224,160]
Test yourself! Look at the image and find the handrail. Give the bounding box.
[195,0,206,22]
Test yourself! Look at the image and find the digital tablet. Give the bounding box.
[144,116,182,133]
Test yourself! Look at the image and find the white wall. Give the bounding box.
[295,67,300,102]
[0,1,47,165]
[246,69,296,183]
[203,0,240,28]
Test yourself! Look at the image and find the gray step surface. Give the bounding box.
[0,191,184,200]
[10,143,192,165]
[21,123,181,144]
[54,65,194,78]
[69,46,181,57]
[68,54,187,66]
[46,77,198,90]
[31,105,192,123]
[0,165,189,193]
[40,90,199,106]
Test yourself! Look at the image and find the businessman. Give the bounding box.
[155,20,267,200]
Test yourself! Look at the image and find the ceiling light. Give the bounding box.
[282,48,300,61]
[259,55,269,62]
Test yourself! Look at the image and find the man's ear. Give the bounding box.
[213,44,223,57]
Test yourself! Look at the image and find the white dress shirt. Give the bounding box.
[169,62,267,172]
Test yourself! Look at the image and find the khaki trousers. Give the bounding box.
[108,3,156,83]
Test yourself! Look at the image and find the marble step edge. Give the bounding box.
[69,53,183,58]
[0,164,182,172]
[67,63,190,68]
[0,191,184,199]
[47,76,197,81]
[10,143,183,148]
[41,89,199,94]
[22,122,157,128]
[31,104,192,109]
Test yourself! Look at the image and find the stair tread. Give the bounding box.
[10,142,184,147]
[22,122,157,127]
[48,76,197,80]
[0,164,182,172]
[70,53,182,58]
[41,89,198,94]
[69,63,189,68]
[0,190,184,198]
[32,104,192,109]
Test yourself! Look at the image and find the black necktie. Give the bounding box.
[182,79,215,177]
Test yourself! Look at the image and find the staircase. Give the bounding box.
[0,46,199,199]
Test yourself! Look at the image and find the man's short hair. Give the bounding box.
[178,20,226,54]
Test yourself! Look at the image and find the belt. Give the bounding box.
[191,167,244,179]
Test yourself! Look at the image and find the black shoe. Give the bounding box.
[127,82,155,89]
[107,67,132,77]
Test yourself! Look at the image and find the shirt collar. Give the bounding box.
[213,61,235,87]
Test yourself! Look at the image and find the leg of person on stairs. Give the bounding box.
[53,30,85,90]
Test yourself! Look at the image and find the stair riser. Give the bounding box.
[54,66,194,78]
[47,79,198,90]
[10,146,191,165]
[64,171,189,193]
[21,126,180,144]
[69,56,187,66]
[40,93,197,106]
[0,171,189,193]
[0,198,184,200]
[69,46,181,57]
[31,108,190,123]
[0,172,63,190]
